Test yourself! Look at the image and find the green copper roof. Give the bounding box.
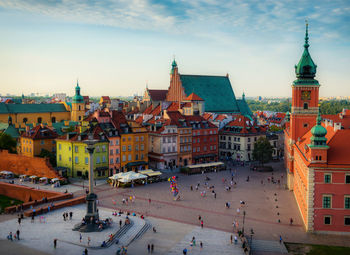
[72,81,84,103]
[170,60,177,75]
[294,23,318,86]
[4,124,20,139]
[237,99,253,118]
[179,74,240,113]
[309,112,328,147]
[0,103,68,114]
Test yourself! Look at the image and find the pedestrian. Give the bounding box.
[9,232,13,241]
[234,236,238,244]
[88,236,91,246]
[147,244,150,253]
[31,214,35,223]
[237,208,240,215]
[183,248,187,255]
[63,213,66,221]
[18,217,21,225]
[200,220,204,228]
[290,218,293,225]
[80,233,82,243]
[279,235,283,244]
[200,241,203,250]
[119,219,122,228]
[192,236,196,246]
[151,243,154,253]
[198,215,201,221]
[148,198,151,204]
[54,238,57,248]
[190,185,193,191]
[16,229,20,240]
[230,234,233,244]
[84,248,88,255]
[70,211,73,220]
[214,192,217,199]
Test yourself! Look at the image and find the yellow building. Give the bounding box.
[20,125,58,157]
[111,111,148,171]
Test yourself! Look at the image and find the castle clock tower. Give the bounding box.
[290,22,320,142]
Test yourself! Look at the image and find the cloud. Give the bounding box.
[0,0,349,44]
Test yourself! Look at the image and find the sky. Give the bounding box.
[0,0,349,98]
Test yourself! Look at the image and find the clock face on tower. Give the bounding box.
[301,90,311,100]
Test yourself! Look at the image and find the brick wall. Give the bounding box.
[0,150,61,178]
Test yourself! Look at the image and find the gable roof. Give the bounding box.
[236,99,253,118]
[0,103,68,114]
[22,125,58,140]
[148,89,168,101]
[3,124,20,139]
[179,75,240,113]
[185,93,204,101]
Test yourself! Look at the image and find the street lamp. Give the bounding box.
[73,126,100,232]
[242,210,246,236]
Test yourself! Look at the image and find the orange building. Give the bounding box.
[20,124,58,157]
[284,24,350,233]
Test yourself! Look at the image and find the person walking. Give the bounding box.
[183,248,187,255]
[230,234,233,244]
[200,241,203,251]
[151,243,154,253]
[18,217,21,225]
[148,198,151,204]
[16,230,20,240]
[80,233,82,243]
[9,232,13,241]
[31,214,35,223]
[84,248,88,255]
[200,220,204,228]
[88,236,91,246]
[70,211,73,220]
[198,215,201,222]
[234,236,238,244]
[54,238,57,248]
[279,235,283,244]
[119,219,122,228]
[147,244,150,253]
[290,218,293,225]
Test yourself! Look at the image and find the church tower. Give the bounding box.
[167,59,186,103]
[290,22,320,143]
[71,81,85,122]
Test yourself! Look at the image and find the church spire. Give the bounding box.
[304,20,309,49]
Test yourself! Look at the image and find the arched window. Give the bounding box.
[303,102,308,110]
[78,105,81,111]
[23,117,28,124]
[51,117,56,123]
[37,117,42,123]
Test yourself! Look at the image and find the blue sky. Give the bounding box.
[0,0,349,98]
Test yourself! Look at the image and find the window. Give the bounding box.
[168,137,171,143]
[40,140,44,145]
[128,154,132,161]
[110,149,113,155]
[135,145,139,151]
[116,157,119,163]
[254,137,257,142]
[204,146,207,151]
[69,146,71,151]
[188,145,191,151]
[102,145,106,152]
[23,117,28,124]
[168,147,171,153]
[110,140,113,146]
[122,146,126,152]
[102,156,106,163]
[247,144,251,151]
[345,217,350,226]
[37,117,42,123]
[116,149,119,154]
[303,123,308,128]
[116,140,119,145]
[173,137,176,142]
[122,138,126,142]
[324,174,331,184]
[69,157,71,162]
[345,196,350,209]
[128,137,131,141]
[59,155,62,161]
[51,117,56,123]
[193,148,196,152]
[85,157,88,165]
[135,137,139,142]
[324,216,331,225]
[346,175,350,184]
[210,146,213,150]
[141,136,144,141]
[303,102,308,110]
[96,157,100,164]
[128,145,131,151]
[59,144,62,150]
[141,154,144,160]
[96,146,100,152]
[248,138,250,142]
[122,155,126,162]
[323,195,332,208]
[197,147,200,152]
[75,157,79,164]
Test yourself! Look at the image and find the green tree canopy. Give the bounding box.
[38,149,56,167]
[253,137,273,165]
[0,133,17,153]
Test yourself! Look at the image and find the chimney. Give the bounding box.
[66,134,69,140]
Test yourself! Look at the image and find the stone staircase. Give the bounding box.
[251,240,288,254]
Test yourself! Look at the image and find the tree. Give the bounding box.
[38,149,56,167]
[253,137,273,166]
[0,133,17,153]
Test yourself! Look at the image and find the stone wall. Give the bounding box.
[0,150,60,178]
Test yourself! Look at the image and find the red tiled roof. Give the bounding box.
[143,104,153,114]
[22,125,58,140]
[101,96,111,101]
[150,104,161,116]
[185,93,204,101]
[327,129,350,165]
[202,113,213,121]
[214,114,226,121]
[135,116,143,124]
[166,102,180,111]
[182,102,192,108]
[148,89,168,101]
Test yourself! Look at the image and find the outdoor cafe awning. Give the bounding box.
[139,169,162,177]
[187,162,224,169]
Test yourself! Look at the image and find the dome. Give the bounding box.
[311,124,327,137]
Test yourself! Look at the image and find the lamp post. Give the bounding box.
[242,210,246,236]
[249,228,254,255]
[73,127,100,232]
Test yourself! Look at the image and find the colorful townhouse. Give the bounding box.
[111,111,148,172]
[284,23,350,233]
[56,124,109,179]
[20,124,58,157]
[219,115,267,161]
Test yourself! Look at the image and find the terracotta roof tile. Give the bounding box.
[185,93,204,101]
[147,89,168,101]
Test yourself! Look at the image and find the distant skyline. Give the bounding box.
[0,0,349,98]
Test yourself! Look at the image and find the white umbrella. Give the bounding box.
[29,175,37,178]
[19,175,27,178]
[51,178,59,182]
[0,171,13,174]
[40,177,48,181]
